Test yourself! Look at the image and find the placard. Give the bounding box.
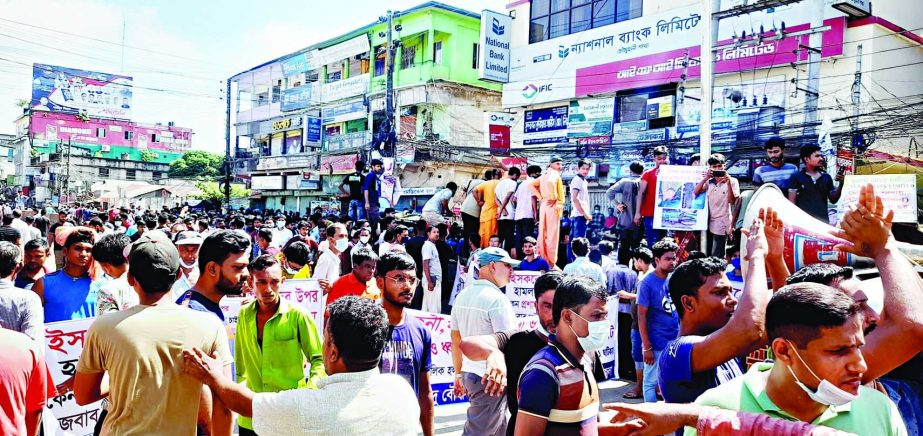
[43,318,104,435]
[838,174,917,223]
[408,309,468,405]
[653,165,708,230]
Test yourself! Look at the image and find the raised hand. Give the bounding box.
[761,208,784,259]
[740,211,768,261]
[834,184,894,258]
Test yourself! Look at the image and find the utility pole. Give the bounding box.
[120,19,126,73]
[224,79,232,208]
[801,0,825,143]
[63,139,71,202]
[699,0,720,161]
[851,44,863,150]
[377,10,399,157]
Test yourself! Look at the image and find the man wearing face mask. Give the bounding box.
[691,282,906,435]
[181,296,420,435]
[451,247,518,436]
[171,230,203,298]
[176,230,251,323]
[270,217,293,248]
[515,275,624,435]
[278,241,311,280]
[314,223,349,294]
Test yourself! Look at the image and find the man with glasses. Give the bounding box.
[451,247,518,435]
[376,251,435,436]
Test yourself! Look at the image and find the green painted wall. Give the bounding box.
[32,139,183,164]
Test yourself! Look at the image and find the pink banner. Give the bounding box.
[29,112,192,153]
[576,18,845,97]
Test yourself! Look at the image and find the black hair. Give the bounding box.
[534,271,564,300]
[326,296,389,370]
[24,215,34,224]
[577,158,592,168]
[2,214,13,226]
[651,239,678,259]
[326,223,345,240]
[89,217,103,228]
[668,257,728,319]
[24,238,49,251]
[686,250,707,260]
[552,275,609,325]
[588,249,603,265]
[800,144,822,163]
[0,241,21,277]
[415,219,428,232]
[64,228,95,248]
[527,165,542,176]
[484,169,494,179]
[632,247,653,264]
[282,241,311,266]
[706,153,726,166]
[652,145,669,156]
[355,160,366,171]
[351,247,379,267]
[257,228,273,243]
[765,136,785,151]
[92,233,131,267]
[689,153,701,164]
[766,282,862,348]
[446,182,458,193]
[249,254,280,272]
[522,236,538,246]
[598,241,614,256]
[12,210,21,219]
[376,251,416,277]
[467,233,480,247]
[0,227,20,245]
[198,230,251,271]
[508,167,521,177]
[785,264,853,286]
[570,238,590,257]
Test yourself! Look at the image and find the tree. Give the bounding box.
[169,150,225,179]
[194,180,249,202]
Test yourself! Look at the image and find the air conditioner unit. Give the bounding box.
[101,145,111,152]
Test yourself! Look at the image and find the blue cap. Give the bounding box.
[478,247,521,267]
[550,156,563,163]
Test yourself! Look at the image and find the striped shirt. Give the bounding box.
[752,163,797,190]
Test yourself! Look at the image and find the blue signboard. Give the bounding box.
[523,106,568,145]
[281,85,314,112]
[306,117,322,143]
[281,54,309,76]
[321,99,367,124]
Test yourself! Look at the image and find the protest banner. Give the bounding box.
[43,318,104,435]
[838,174,917,223]
[836,149,855,176]
[653,165,708,231]
[408,309,468,406]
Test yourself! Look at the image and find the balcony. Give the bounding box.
[324,131,372,153]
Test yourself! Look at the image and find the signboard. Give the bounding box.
[502,72,576,107]
[839,174,917,223]
[561,160,599,181]
[477,10,512,83]
[568,98,615,138]
[309,35,371,70]
[395,143,415,164]
[306,117,323,144]
[31,63,132,119]
[407,309,468,405]
[309,201,341,214]
[676,77,787,137]
[324,131,371,153]
[320,74,370,103]
[400,186,440,196]
[29,111,191,153]
[485,112,515,153]
[653,165,708,230]
[281,84,315,112]
[257,154,315,171]
[321,99,367,124]
[281,54,311,77]
[251,175,284,190]
[319,153,359,174]
[613,127,669,144]
[271,116,303,132]
[43,318,104,435]
[646,95,674,119]
[523,106,568,145]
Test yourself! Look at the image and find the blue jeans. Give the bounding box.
[642,217,665,248]
[348,199,366,221]
[642,348,663,402]
[572,216,588,239]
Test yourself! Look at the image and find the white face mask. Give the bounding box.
[335,238,349,252]
[283,263,301,275]
[179,258,197,269]
[567,310,609,352]
[359,236,371,244]
[785,341,858,407]
[276,221,285,229]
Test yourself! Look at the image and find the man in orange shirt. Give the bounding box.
[530,156,565,266]
[473,169,503,248]
[325,247,380,308]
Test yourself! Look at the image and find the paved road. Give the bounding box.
[433,378,643,435]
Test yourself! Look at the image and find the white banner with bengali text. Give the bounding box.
[838,174,917,223]
[43,318,104,435]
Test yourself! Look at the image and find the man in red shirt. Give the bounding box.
[326,247,380,307]
[0,327,56,436]
[634,146,669,247]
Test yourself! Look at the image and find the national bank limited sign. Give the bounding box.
[478,10,512,83]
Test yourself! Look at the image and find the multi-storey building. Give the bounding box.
[230,1,503,213]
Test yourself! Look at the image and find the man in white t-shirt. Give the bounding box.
[494,167,520,257]
[421,225,442,313]
[314,223,348,294]
[512,165,541,258]
[569,158,593,240]
[421,183,458,227]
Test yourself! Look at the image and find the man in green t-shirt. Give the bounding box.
[689,282,906,436]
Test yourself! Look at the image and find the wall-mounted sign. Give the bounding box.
[478,10,512,83]
[320,74,370,103]
[272,116,302,132]
[281,84,314,112]
[251,175,284,190]
[485,112,514,153]
[523,106,568,145]
[646,95,675,119]
[568,98,615,138]
[321,99,367,124]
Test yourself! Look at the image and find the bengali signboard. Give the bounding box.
[838,174,917,223]
[251,175,284,190]
[319,153,360,174]
[31,64,133,119]
[281,84,315,112]
[43,319,104,435]
[568,98,615,139]
[324,131,371,153]
[320,74,370,103]
[321,99,367,124]
[477,10,512,83]
[306,117,323,144]
[653,165,708,231]
[409,309,468,405]
[523,106,568,145]
[281,53,311,76]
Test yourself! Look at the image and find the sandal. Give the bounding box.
[622,391,641,399]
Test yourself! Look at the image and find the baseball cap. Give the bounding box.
[550,156,563,163]
[174,230,203,246]
[126,231,180,278]
[478,247,521,267]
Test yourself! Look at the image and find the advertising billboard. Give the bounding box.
[567,98,614,139]
[31,63,132,119]
[478,10,512,83]
[523,106,568,145]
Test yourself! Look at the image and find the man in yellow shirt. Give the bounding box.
[530,157,565,266]
[277,241,312,279]
[473,169,503,248]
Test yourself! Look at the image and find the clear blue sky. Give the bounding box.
[0,0,504,153]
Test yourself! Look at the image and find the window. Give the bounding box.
[530,0,640,43]
[374,44,386,76]
[472,43,479,69]
[153,171,162,180]
[96,128,107,138]
[618,94,648,123]
[271,80,281,103]
[98,167,109,178]
[433,41,443,65]
[327,70,342,82]
[126,169,136,180]
[124,131,134,140]
[151,134,159,143]
[401,45,416,69]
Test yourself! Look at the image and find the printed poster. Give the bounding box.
[407,309,468,406]
[43,318,104,435]
[653,165,708,231]
[838,174,917,223]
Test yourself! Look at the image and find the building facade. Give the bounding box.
[230,1,504,213]
[499,0,923,184]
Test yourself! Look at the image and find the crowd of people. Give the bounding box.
[0,136,922,436]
